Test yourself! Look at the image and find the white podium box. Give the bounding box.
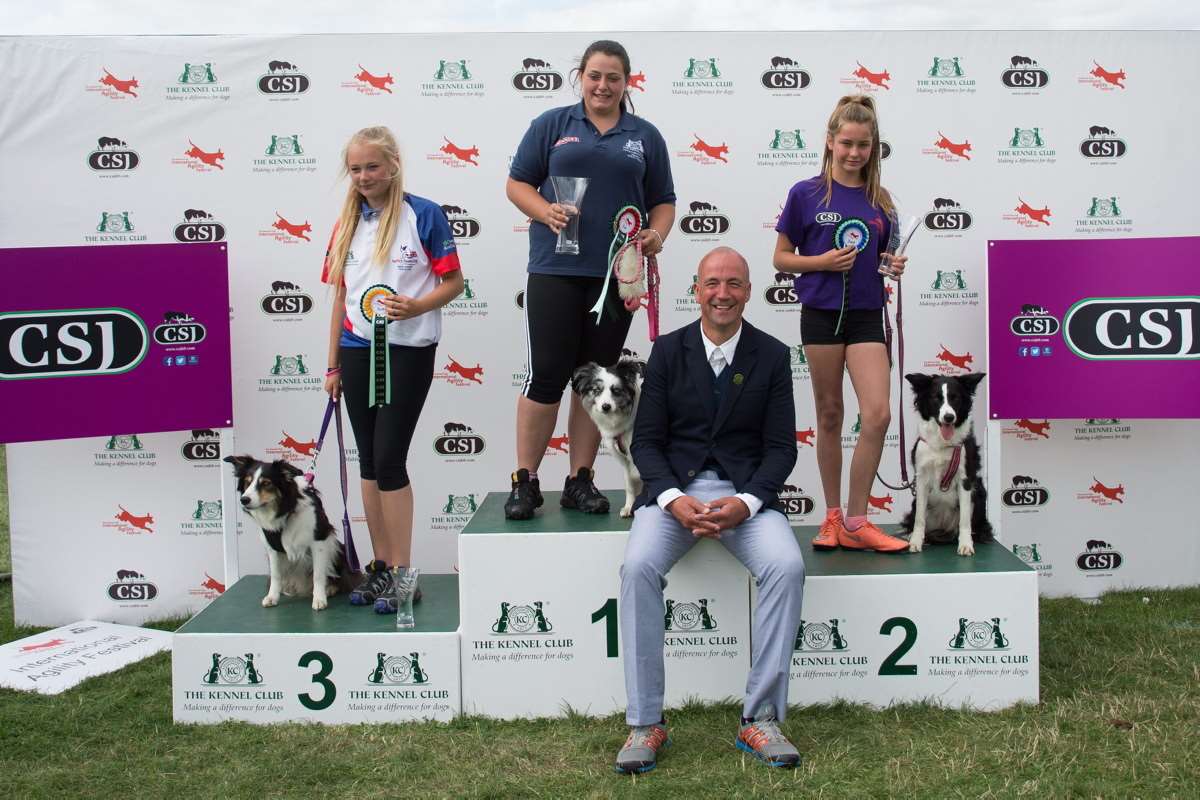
[774,533,1039,711]
[172,574,460,724]
[459,492,751,719]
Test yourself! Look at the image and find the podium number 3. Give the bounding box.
[878,617,918,676]
[592,598,619,658]
[298,650,336,710]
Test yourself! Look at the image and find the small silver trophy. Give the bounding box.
[550,176,588,255]
[393,567,420,629]
[880,215,920,279]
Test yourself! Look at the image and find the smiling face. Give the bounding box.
[826,121,874,185]
[694,249,751,341]
[580,52,627,118]
[346,141,397,208]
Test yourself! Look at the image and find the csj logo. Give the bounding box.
[0,309,147,379]
[88,136,140,172]
[1000,55,1049,89]
[1079,124,1127,160]
[257,59,310,95]
[182,428,221,461]
[1064,297,1200,360]
[1001,475,1050,508]
[153,311,206,345]
[1076,540,1123,572]
[1010,304,1060,337]
[174,208,226,243]
[678,201,730,237]
[434,421,486,457]
[511,57,564,92]
[107,569,159,602]
[924,197,973,232]
[260,281,314,316]
[440,204,481,239]
[760,55,811,91]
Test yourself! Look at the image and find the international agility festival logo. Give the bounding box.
[166,62,230,101]
[925,131,972,162]
[923,197,973,237]
[94,434,157,469]
[181,428,221,463]
[259,354,322,394]
[433,421,486,460]
[105,505,156,535]
[1075,196,1133,234]
[947,617,1010,650]
[85,211,148,243]
[107,569,159,604]
[866,493,894,515]
[260,280,314,319]
[181,500,223,536]
[253,134,318,174]
[924,343,976,375]
[916,56,976,94]
[87,136,139,175]
[259,212,313,244]
[1080,60,1127,91]
[1079,124,1127,162]
[1073,418,1133,443]
[173,139,226,172]
[627,69,647,92]
[843,61,891,92]
[430,136,480,168]
[680,133,731,165]
[545,433,569,457]
[491,601,553,634]
[1002,418,1052,441]
[1000,475,1050,511]
[917,266,980,309]
[795,618,849,652]
[996,126,1057,165]
[174,208,226,243]
[344,63,395,95]
[678,200,731,242]
[366,652,430,685]
[190,572,226,601]
[1078,477,1126,506]
[778,482,815,519]
[1001,55,1050,91]
[760,56,811,93]
[663,598,718,632]
[755,129,819,168]
[268,430,318,462]
[89,68,139,100]
[257,59,310,98]
[436,355,484,387]
[201,652,264,685]
[1004,197,1052,228]
[1076,539,1124,574]
[672,57,733,96]
[512,57,565,95]
[421,58,485,98]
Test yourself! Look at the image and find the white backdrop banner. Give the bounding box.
[3,31,1198,624]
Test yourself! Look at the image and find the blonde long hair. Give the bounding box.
[325,126,405,287]
[819,95,895,219]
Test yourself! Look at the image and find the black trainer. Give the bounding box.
[350,559,393,606]
[504,468,543,520]
[561,467,610,514]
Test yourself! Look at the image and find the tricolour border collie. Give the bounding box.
[571,357,644,517]
[899,372,994,556]
[223,455,349,610]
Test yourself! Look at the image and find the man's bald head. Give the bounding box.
[697,246,751,283]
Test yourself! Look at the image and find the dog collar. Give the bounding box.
[262,529,286,553]
[919,438,962,492]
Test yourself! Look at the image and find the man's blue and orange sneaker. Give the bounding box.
[614,722,670,774]
[737,715,801,768]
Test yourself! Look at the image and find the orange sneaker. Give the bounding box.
[812,511,843,550]
[837,519,908,553]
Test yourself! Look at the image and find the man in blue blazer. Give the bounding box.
[614,247,805,774]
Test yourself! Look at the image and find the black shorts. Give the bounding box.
[800,307,886,346]
[522,273,633,404]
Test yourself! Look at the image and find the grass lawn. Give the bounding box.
[1,444,1198,797]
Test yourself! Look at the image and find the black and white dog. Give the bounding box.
[899,373,994,556]
[223,455,349,610]
[571,358,644,517]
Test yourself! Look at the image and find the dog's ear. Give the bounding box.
[570,363,596,396]
[275,460,304,479]
[223,454,254,475]
[959,372,987,394]
[904,373,933,394]
[612,359,644,384]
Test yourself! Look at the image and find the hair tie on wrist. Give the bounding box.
[325,367,342,376]
[647,229,663,247]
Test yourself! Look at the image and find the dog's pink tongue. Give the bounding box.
[940,423,955,441]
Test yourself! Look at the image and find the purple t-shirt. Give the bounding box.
[776,175,892,311]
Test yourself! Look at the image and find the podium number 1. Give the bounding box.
[591,598,619,658]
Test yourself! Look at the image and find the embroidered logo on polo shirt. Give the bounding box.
[815,211,842,225]
[622,138,645,162]
[392,244,420,270]
[553,136,581,148]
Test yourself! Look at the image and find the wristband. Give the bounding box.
[646,228,663,248]
[325,367,341,376]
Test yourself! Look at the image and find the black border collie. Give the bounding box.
[223,455,349,609]
[571,358,645,517]
[899,373,994,556]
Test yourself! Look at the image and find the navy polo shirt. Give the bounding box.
[510,102,675,277]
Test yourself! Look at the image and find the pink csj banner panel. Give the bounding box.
[0,242,232,443]
[987,237,1200,420]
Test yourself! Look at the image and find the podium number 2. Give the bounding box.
[878,617,918,676]
[591,598,619,658]
[298,650,336,710]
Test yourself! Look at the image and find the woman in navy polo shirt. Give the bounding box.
[504,39,676,520]
[773,95,909,553]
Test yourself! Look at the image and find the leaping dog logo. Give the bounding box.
[853,61,891,89]
[115,505,155,533]
[867,494,894,513]
[272,213,312,241]
[627,71,647,91]
[20,638,68,652]
[354,64,394,93]
[1090,61,1126,89]
[691,134,729,162]
[1015,198,1052,226]
[99,68,139,97]
[547,434,570,453]
[934,131,972,160]
[201,573,226,594]
[184,140,225,169]
[1015,419,1051,438]
[444,356,484,383]
[936,344,974,371]
[1089,478,1125,503]
[440,137,480,166]
[796,428,815,447]
[279,431,318,457]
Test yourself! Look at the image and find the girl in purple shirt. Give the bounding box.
[773,95,909,553]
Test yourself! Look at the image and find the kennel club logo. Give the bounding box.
[181,499,223,536]
[924,131,972,162]
[1079,60,1127,91]
[474,601,575,660]
[778,483,815,519]
[1075,196,1134,234]
[436,355,484,386]
[429,136,480,168]
[764,271,801,309]
[795,618,850,652]
[917,268,980,309]
[946,617,1010,651]
[87,136,140,175]
[678,201,731,241]
[431,491,479,533]
[260,280,314,319]
[343,63,395,95]
[83,210,148,243]
[923,197,973,237]
[173,209,226,243]
[200,652,265,685]
[1001,55,1050,91]
[842,60,891,92]
[440,204,481,242]
[1002,418,1052,441]
[1012,543,1052,576]
[755,128,819,168]
[257,60,310,97]
[93,434,157,469]
[182,428,221,463]
[252,134,318,174]
[165,62,231,101]
[444,278,489,319]
[366,651,430,685]
[88,68,140,100]
[107,569,159,603]
[916,56,976,94]
[680,133,731,165]
[1064,298,1199,360]
[760,56,811,93]
[672,57,734,96]
[512,57,565,94]
[421,58,485,98]
[663,598,719,633]
[434,421,486,460]
[789,345,810,381]
[1076,540,1124,574]
[1079,125,1127,162]
[1073,418,1133,443]
[996,126,1057,165]
[1001,475,1050,511]
[259,354,322,393]
[490,601,553,634]
[0,309,148,380]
